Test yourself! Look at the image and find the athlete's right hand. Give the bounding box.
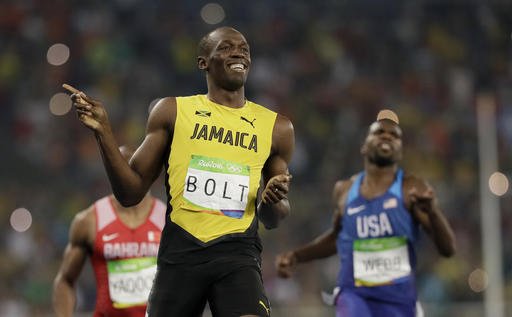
[275,251,298,278]
[63,84,110,133]
[261,173,292,204]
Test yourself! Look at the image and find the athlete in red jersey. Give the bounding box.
[53,146,166,317]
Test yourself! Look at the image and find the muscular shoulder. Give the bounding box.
[271,113,295,161]
[402,172,431,192]
[69,205,96,247]
[333,180,349,201]
[147,97,176,131]
[273,114,294,143]
[332,175,357,214]
[274,113,293,131]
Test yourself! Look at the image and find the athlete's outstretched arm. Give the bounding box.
[275,180,348,278]
[53,209,92,317]
[68,84,175,206]
[258,114,295,229]
[405,176,456,257]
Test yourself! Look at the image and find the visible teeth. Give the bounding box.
[380,143,391,150]
[230,64,245,70]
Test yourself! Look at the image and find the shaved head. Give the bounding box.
[198,27,244,57]
[196,26,251,91]
[376,109,399,124]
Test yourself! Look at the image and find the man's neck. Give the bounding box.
[111,193,152,215]
[206,85,245,108]
[361,163,397,197]
[365,163,397,178]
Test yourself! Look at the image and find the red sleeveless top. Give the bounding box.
[91,196,166,317]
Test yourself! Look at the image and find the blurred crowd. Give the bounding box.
[1,0,512,316]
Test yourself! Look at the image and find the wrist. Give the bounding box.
[292,250,303,263]
[426,207,441,217]
[94,124,113,139]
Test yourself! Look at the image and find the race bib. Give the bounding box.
[183,155,250,218]
[107,257,157,308]
[353,236,411,287]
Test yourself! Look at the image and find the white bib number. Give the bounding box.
[183,155,250,218]
[107,257,157,308]
[353,236,411,287]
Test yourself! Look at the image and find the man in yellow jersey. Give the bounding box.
[66,26,295,317]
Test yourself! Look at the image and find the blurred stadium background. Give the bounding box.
[2,0,512,316]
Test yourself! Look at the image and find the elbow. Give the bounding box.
[261,216,281,230]
[439,241,456,258]
[118,199,140,207]
[54,272,75,287]
[263,216,284,229]
[260,211,289,230]
[258,200,290,230]
[440,248,455,258]
[264,222,279,230]
[114,192,143,207]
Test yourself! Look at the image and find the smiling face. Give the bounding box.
[361,119,403,167]
[198,27,251,91]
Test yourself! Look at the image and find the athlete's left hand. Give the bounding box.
[262,174,292,204]
[408,186,435,215]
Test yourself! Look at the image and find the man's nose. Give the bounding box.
[380,132,394,141]
[230,46,247,57]
[230,49,245,57]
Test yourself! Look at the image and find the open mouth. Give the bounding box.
[377,142,392,152]
[228,63,247,72]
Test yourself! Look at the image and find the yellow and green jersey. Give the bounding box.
[163,94,276,251]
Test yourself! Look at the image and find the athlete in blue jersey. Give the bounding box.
[276,110,455,317]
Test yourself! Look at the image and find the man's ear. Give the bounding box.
[198,56,208,71]
[360,144,367,156]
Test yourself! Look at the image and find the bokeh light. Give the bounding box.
[49,92,72,116]
[468,268,488,293]
[200,3,225,25]
[488,172,509,196]
[47,43,70,66]
[10,208,33,233]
